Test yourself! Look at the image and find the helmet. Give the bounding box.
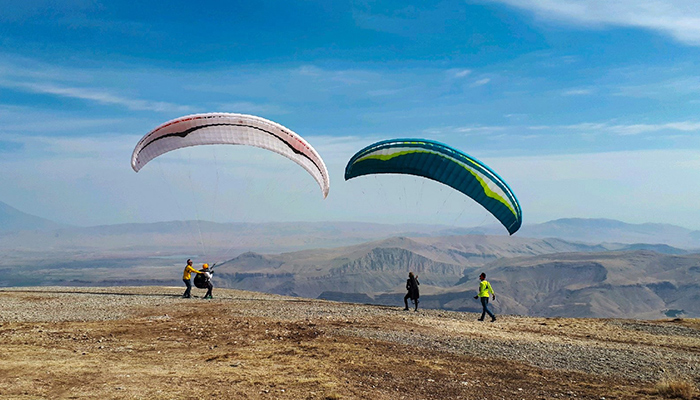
[202,263,209,269]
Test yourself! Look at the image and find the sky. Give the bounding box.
[2,0,700,231]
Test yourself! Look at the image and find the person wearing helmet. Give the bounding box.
[200,263,214,299]
[182,259,203,298]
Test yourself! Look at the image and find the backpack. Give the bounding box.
[193,270,210,289]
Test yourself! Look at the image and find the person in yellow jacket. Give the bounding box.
[182,259,203,298]
[474,272,496,322]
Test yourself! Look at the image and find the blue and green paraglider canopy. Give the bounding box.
[344,139,522,235]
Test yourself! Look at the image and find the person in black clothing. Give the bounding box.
[200,263,214,299]
[194,263,214,299]
[404,272,420,311]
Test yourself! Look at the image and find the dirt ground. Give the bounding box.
[0,287,698,400]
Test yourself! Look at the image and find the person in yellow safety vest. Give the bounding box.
[474,272,496,322]
[182,259,203,298]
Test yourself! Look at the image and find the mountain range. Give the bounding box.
[1,199,699,319]
[4,198,700,251]
[213,236,700,319]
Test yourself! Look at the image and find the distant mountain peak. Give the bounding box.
[0,200,68,233]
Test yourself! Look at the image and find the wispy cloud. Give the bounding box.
[453,69,473,78]
[0,104,139,135]
[615,75,700,98]
[2,80,190,113]
[472,78,491,86]
[424,119,700,150]
[3,116,124,134]
[487,0,700,46]
[0,132,136,158]
[562,88,594,96]
[296,65,324,77]
[564,121,700,135]
[455,125,506,134]
[0,55,192,113]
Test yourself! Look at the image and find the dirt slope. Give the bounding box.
[0,286,698,399]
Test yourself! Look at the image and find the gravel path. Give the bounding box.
[2,286,699,386]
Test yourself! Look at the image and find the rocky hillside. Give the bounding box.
[213,235,606,298]
[4,228,698,320]
[212,237,700,319]
[342,250,700,320]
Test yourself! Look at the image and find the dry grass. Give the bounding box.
[2,287,698,399]
[655,375,699,399]
[674,318,700,330]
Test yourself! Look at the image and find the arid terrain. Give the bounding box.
[1,286,698,399]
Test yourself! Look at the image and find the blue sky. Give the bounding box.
[2,0,700,231]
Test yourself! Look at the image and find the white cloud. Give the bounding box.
[453,69,473,78]
[296,65,324,77]
[0,55,193,113]
[455,125,506,134]
[472,78,491,86]
[665,121,700,131]
[562,88,594,96]
[420,119,700,145]
[0,132,136,158]
[487,0,700,46]
[2,80,190,113]
[563,122,609,131]
[0,104,141,135]
[615,76,700,98]
[564,120,700,135]
[419,125,506,137]
[4,117,123,134]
